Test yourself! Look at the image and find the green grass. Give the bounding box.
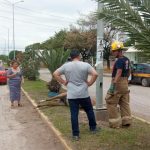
[22,79,150,150]
[23,79,49,102]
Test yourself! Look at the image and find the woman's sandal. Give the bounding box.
[18,103,23,107]
[11,104,14,108]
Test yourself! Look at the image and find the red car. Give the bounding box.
[0,67,7,84]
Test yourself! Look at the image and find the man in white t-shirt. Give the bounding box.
[53,49,99,140]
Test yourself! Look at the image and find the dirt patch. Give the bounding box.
[15,93,65,150]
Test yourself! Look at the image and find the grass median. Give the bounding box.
[22,79,150,150]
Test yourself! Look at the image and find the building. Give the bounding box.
[124,47,139,63]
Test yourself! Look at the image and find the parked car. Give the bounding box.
[0,66,7,85]
[131,63,150,87]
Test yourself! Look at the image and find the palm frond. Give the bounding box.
[35,49,70,73]
[96,0,150,51]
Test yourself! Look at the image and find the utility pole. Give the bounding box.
[12,3,15,59]
[5,0,24,59]
[95,2,107,121]
[8,28,10,59]
[4,39,6,54]
[96,2,104,109]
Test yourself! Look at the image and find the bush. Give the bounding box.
[21,51,40,80]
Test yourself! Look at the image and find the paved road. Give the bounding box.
[0,85,64,150]
[40,68,150,122]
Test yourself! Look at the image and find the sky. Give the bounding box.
[0,0,97,55]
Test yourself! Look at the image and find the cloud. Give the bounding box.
[0,0,97,54]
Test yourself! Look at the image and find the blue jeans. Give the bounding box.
[68,97,97,136]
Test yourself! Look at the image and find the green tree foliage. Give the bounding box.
[8,50,20,60]
[0,55,8,63]
[96,0,150,52]
[25,43,40,52]
[35,48,70,73]
[76,15,97,56]
[25,30,70,92]
[16,51,24,63]
[41,30,67,50]
[30,30,71,73]
[22,46,40,80]
[64,26,97,63]
[64,29,85,50]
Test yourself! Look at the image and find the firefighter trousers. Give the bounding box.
[105,78,132,128]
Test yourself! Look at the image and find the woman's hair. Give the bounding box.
[11,60,20,66]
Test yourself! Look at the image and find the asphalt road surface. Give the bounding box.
[40,68,150,122]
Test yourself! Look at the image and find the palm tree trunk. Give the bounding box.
[47,77,61,93]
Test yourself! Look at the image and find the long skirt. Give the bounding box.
[8,79,21,102]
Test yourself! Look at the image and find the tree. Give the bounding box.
[77,13,97,31]
[64,29,85,50]
[24,30,70,92]
[96,0,150,52]
[35,48,70,93]
[9,50,20,60]
[77,15,97,60]
[76,14,119,68]
[41,30,67,50]
[22,44,40,80]
[36,48,70,73]
[0,55,8,63]
[22,51,40,80]
[25,43,40,52]
[103,25,119,69]
[16,51,24,63]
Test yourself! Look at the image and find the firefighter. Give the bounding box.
[105,41,132,128]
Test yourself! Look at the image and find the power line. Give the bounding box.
[1,1,76,22]
[16,5,76,21]
[0,15,67,29]
[0,6,76,29]
[0,5,76,24]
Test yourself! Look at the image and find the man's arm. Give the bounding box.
[113,69,122,83]
[53,70,68,86]
[87,68,98,86]
[108,69,122,94]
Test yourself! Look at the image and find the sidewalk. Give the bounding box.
[0,85,64,150]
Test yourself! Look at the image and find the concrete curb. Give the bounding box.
[103,73,111,77]
[132,115,150,125]
[21,87,72,150]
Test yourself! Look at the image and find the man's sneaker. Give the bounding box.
[72,136,80,141]
[122,124,131,128]
[90,127,101,134]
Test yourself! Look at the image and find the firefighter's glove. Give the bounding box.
[108,83,116,94]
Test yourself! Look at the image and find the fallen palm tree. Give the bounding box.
[37,92,68,107]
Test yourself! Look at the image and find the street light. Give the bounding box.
[4,0,24,59]
[12,0,24,59]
